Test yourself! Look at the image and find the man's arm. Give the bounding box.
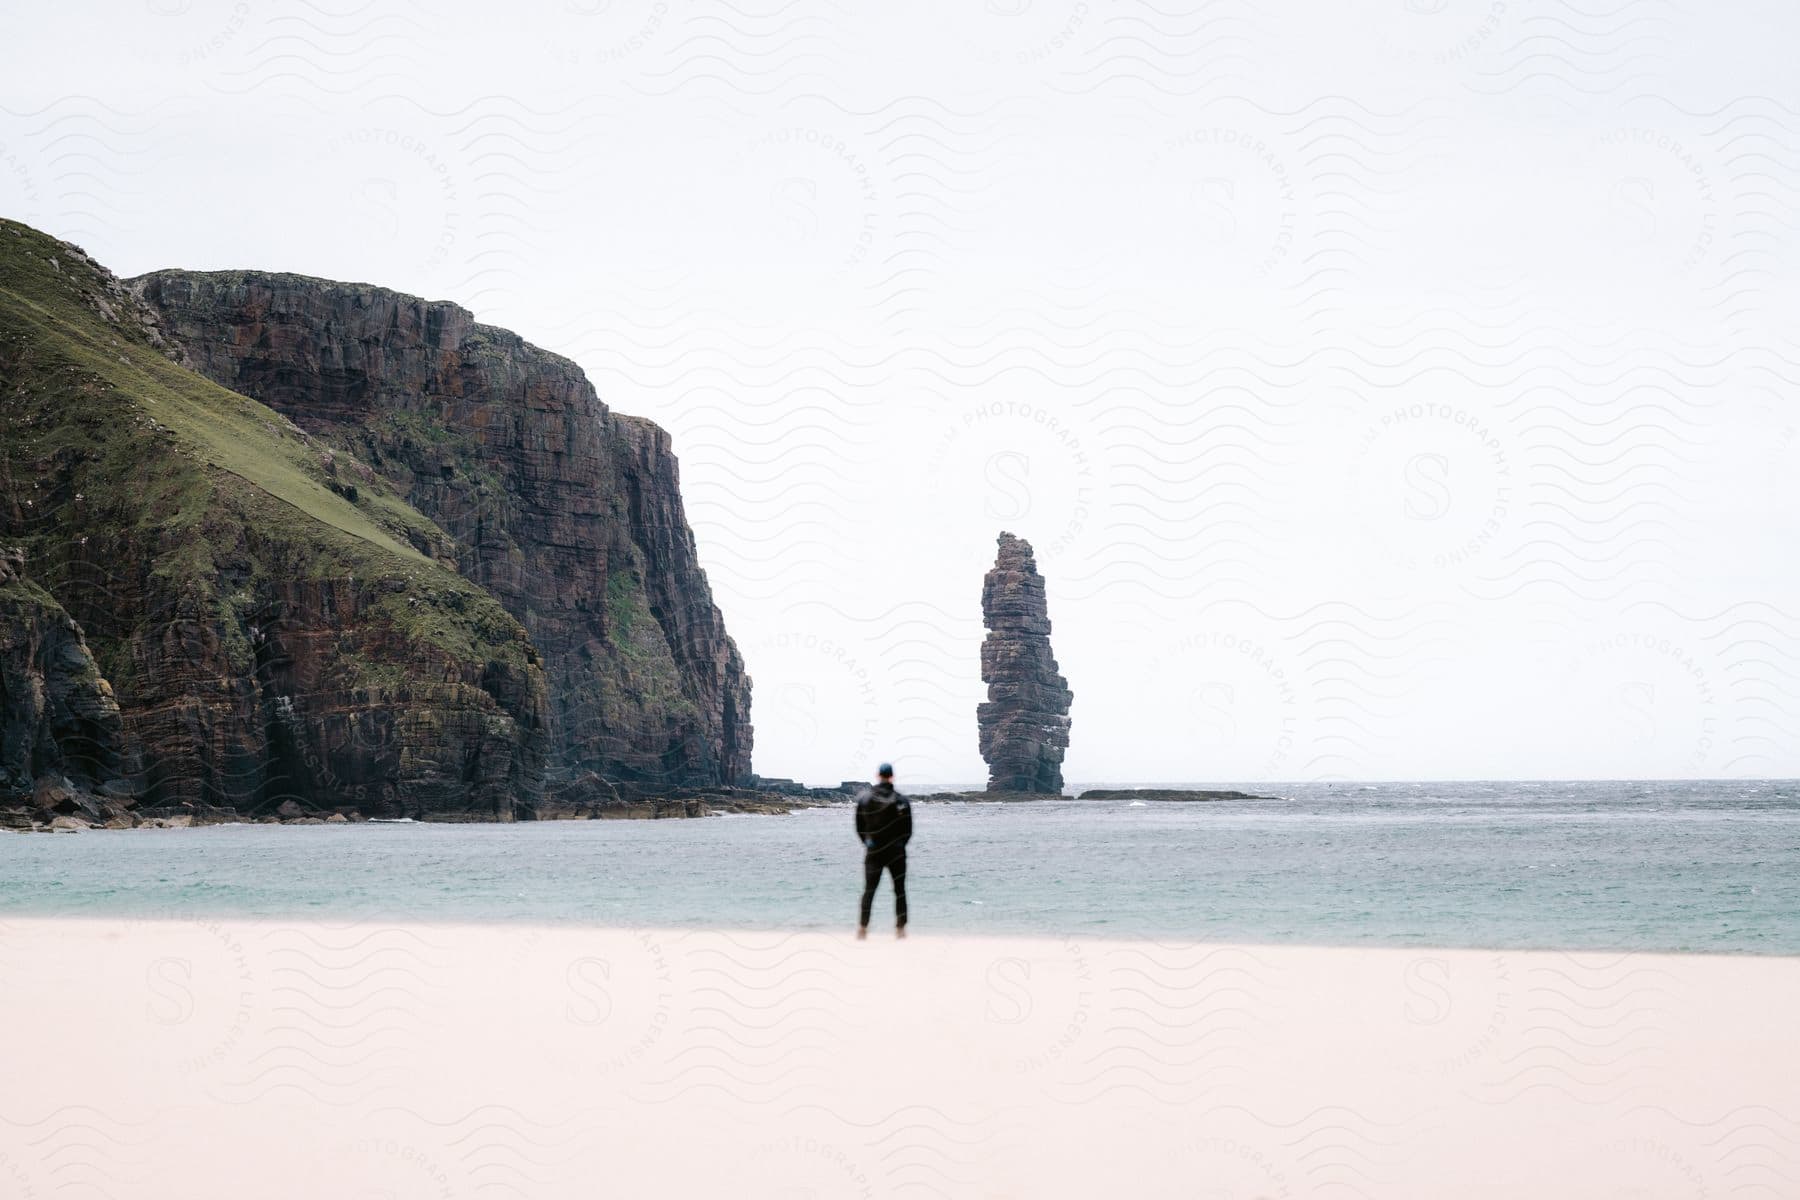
[898,795,913,846]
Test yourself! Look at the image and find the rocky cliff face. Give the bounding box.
[612,414,750,782]
[130,268,751,797]
[0,219,549,822]
[0,548,131,825]
[978,532,1073,793]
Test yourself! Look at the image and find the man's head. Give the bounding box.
[877,762,893,783]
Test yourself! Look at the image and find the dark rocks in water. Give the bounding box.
[525,773,854,821]
[2,783,842,830]
[977,532,1073,793]
[130,266,751,798]
[910,789,1069,803]
[742,774,808,795]
[1075,788,1271,802]
[898,788,1269,804]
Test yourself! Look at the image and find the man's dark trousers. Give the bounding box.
[860,850,907,928]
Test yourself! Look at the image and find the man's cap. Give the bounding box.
[877,762,893,776]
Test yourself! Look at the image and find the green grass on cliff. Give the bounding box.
[603,552,699,722]
[0,218,536,675]
[0,225,420,564]
[0,570,62,614]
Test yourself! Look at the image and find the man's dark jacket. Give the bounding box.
[855,783,912,857]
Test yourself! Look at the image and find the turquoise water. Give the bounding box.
[3,781,1798,953]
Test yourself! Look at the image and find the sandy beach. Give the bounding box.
[0,918,1795,1197]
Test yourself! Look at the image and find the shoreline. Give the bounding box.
[1,917,1795,1197]
[0,908,1792,960]
[1,786,1276,832]
[11,777,1787,832]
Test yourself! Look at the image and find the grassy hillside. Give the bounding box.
[0,218,534,670]
[0,219,546,815]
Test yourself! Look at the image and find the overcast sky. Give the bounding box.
[5,1,1799,784]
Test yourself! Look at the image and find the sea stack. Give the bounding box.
[978,532,1073,793]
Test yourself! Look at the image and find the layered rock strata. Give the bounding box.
[0,548,134,827]
[0,220,552,821]
[129,265,751,800]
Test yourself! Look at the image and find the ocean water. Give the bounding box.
[3,780,1798,953]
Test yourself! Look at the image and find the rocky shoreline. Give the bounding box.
[914,788,1273,803]
[3,780,1274,830]
[1,776,861,831]
[1071,789,1271,802]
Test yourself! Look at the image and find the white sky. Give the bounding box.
[4,1,1799,784]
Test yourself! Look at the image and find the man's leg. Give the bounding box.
[889,852,907,930]
[859,855,881,930]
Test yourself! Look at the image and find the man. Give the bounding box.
[855,762,912,939]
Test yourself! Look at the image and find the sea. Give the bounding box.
[3,780,1797,954]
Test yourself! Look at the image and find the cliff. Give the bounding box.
[0,219,549,822]
[977,532,1073,793]
[129,266,751,800]
[0,549,133,828]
